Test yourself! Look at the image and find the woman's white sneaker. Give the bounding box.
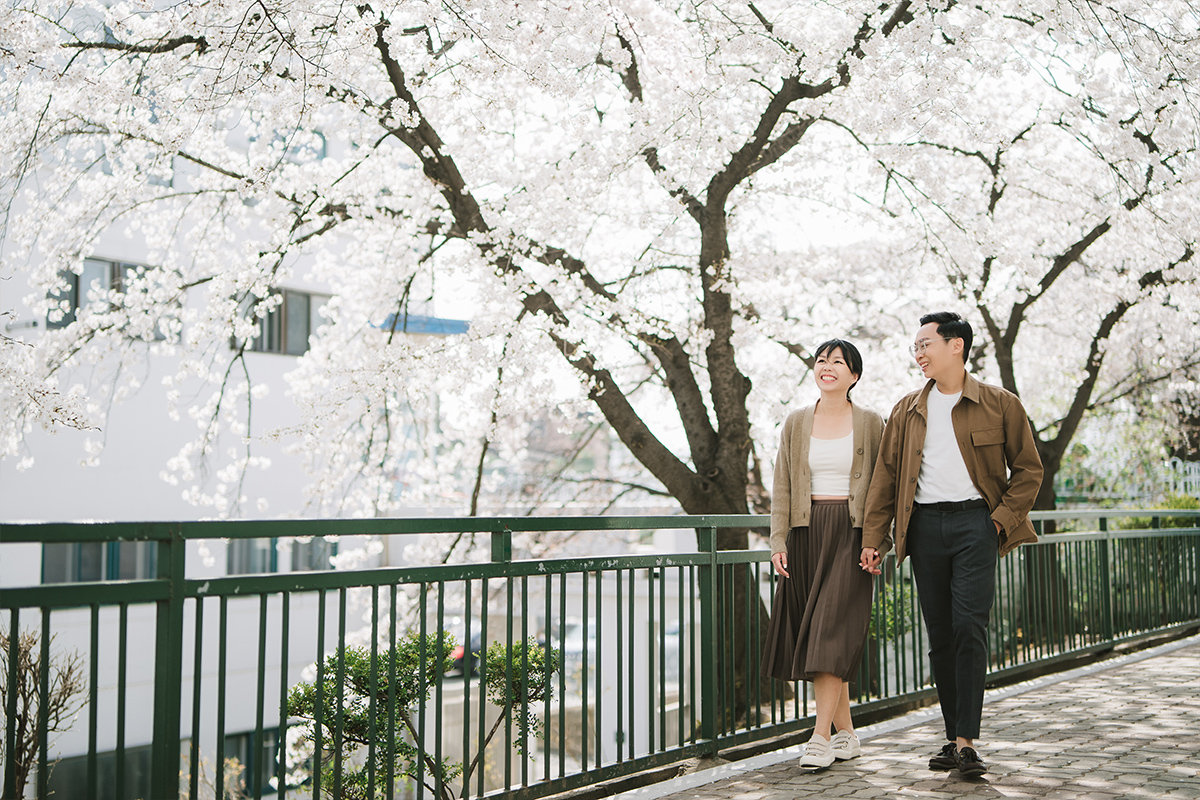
[800,734,835,768]
[831,729,861,760]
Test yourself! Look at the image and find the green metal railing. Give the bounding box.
[1,510,1198,800]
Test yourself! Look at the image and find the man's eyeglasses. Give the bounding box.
[909,337,951,357]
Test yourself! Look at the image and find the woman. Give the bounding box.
[761,338,885,769]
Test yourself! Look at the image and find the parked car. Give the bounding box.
[443,619,483,678]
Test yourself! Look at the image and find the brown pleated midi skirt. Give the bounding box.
[761,499,873,682]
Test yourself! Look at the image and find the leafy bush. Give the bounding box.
[1115,493,1200,530]
[286,633,558,800]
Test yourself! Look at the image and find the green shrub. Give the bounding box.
[286,633,558,800]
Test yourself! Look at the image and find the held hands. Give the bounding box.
[771,551,790,579]
[859,547,882,575]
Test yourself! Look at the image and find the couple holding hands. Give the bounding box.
[761,311,1044,777]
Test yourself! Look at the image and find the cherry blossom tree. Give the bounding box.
[3,0,1197,721]
[824,1,1200,512]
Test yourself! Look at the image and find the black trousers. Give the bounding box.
[908,504,998,741]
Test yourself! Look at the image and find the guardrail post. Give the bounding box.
[150,524,186,800]
[491,524,513,562]
[696,525,719,756]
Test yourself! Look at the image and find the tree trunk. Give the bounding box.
[1017,445,1075,655]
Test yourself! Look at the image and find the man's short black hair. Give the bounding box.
[919,311,972,364]
[814,338,863,397]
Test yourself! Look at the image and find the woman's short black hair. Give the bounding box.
[814,338,863,397]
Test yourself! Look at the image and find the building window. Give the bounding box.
[291,536,336,571]
[246,289,328,355]
[47,743,152,800]
[226,538,278,575]
[46,257,174,338]
[223,728,283,797]
[42,542,156,584]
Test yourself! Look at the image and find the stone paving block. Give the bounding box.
[626,639,1200,800]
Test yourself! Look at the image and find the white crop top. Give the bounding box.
[809,432,852,496]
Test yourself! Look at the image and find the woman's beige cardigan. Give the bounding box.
[769,402,885,555]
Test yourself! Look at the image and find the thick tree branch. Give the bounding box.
[1034,247,1193,468]
[368,12,705,503]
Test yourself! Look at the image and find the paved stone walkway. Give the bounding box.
[618,634,1200,800]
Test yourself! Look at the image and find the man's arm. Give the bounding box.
[991,395,1044,534]
[861,403,903,553]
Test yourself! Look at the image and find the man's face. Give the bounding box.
[911,322,962,383]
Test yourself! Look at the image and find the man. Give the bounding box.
[859,311,1043,777]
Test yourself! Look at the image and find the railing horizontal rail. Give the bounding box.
[0,515,768,543]
[1,509,1197,800]
[0,579,171,609]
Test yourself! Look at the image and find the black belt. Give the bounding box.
[914,498,989,513]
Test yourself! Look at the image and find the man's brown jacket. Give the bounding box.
[862,372,1044,562]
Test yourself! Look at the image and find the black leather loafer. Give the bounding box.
[955,746,988,776]
[929,742,958,770]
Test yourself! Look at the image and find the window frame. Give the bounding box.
[46,256,175,339]
[244,288,329,356]
[41,541,157,584]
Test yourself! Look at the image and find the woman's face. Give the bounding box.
[814,347,859,396]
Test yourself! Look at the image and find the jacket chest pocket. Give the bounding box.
[971,427,1006,475]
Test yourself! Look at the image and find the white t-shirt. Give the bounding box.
[809,432,852,496]
[914,388,981,503]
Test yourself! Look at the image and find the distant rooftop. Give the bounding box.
[376,314,470,335]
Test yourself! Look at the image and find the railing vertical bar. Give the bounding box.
[88,604,99,800]
[1075,544,1084,652]
[215,597,228,800]
[767,568,779,723]
[1086,538,1098,645]
[688,565,698,742]
[557,572,567,778]
[889,566,901,694]
[989,561,1002,672]
[478,577,490,798]
[658,565,667,747]
[593,569,602,771]
[150,524,185,800]
[1036,544,1049,661]
[115,603,128,800]
[435,583,446,800]
[417,584,427,800]
[3,608,18,800]
[744,561,755,730]
[253,593,268,800]
[521,574,531,784]
[387,584,398,800]
[677,565,685,748]
[36,610,51,800]
[697,526,718,756]
[276,591,291,800]
[332,588,348,799]
[882,570,894,697]
[504,576,515,791]
[1056,541,1068,654]
[646,565,655,753]
[720,563,729,738]
[615,568,624,764]
[580,570,590,769]
[1137,537,1147,633]
[541,574,551,781]
[189,598,204,800]
[465,578,476,791]
[368,584,380,800]
[313,590,326,799]
[626,567,635,758]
